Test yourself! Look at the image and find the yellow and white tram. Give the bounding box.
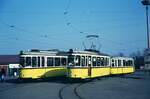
[19,50,67,79]
[67,50,111,79]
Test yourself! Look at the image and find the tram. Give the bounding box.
[67,49,111,79]
[19,49,67,79]
[66,49,135,79]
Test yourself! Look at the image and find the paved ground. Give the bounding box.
[0,71,150,99]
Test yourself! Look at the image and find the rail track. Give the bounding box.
[58,81,90,99]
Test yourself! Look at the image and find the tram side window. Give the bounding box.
[92,57,96,67]
[123,60,126,66]
[81,56,85,66]
[61,58,67,66]
[75,55,81,66]
[68,55,74,66]
[127,60,133,66]
[111,59,114,67]
[106,58,109,66]
[26,57,31,66]
[88,56,91,66]
[130,60,133,66]
[115,60,117,67]
[47,57,53,66]
[104,58,108,66]
[126,60,129,66]
[118,60,121,67]
[20,57,25,67]
[55,57,60,66]
[97,57,101,66]
[42,57,45,67]
[100,57,104,66]
[38,57,40,67]
[32,57,37,67]
[131,60,133,66]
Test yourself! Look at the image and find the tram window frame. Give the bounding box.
[55,57,61,66]
[32,57,37,67]
[97,57,101,66]
[42,57,45,67]
[92,57,97,67]
[26,57,31,66]
[75,55,81,66]
[47,57,54,66]
[61,57,67,66]
[20,57,25,67]
[81,56,85,67]
[88,56,92,67]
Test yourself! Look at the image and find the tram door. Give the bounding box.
[88,56,92,77]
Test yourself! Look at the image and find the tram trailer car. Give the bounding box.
[66,50,135,79]
[110,57,135,75]
[19,50,68,79]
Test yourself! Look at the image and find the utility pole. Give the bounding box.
[141,0,150,72]
[141,0,150,48]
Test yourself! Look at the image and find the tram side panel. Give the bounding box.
[91,67,110,78]
[45,67,67,78]
[20,68,46,79]
[67,67,89,79]
[122,67,134,74]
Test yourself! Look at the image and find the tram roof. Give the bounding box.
[20,49,67,56]
[70,50,110,56]
[111,56,134,60]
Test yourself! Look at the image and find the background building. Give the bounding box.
[0,55,19,76]
[144,49,150,70]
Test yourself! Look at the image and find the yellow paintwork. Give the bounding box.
[91,67,110,78]
[19,67,66,79]
[67,67,110,79]
[68,66,134,79]
[110,68,118,74]
[123,67,134,74]
[110,66,134,75]
[20,66,135,79]
[67,68,89,79]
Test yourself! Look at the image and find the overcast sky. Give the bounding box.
[0,0,148,55]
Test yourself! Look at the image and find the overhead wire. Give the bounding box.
[63,0,145,53]
[0,19,76,50]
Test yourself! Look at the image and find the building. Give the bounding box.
[144,48,150,70]
[0,55,19,76]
